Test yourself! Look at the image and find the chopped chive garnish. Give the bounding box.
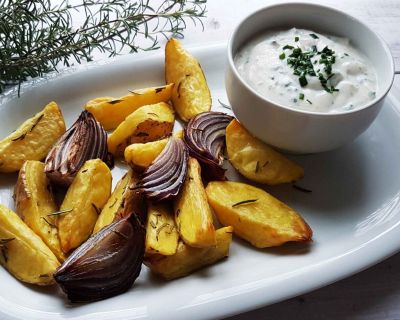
[309,33,319,39]
[295,36,299,42]
[306,99,312,104]
[279,41,338,93]
[299,93,304,100]
[282,45,294,50]
[299,75,308,87]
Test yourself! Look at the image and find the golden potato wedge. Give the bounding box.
[145,226,233,280]
[92,170,146,233]
[174,157,216,248]
[165,38,211,122]
[206,181,312,248]
[145,202,179,256]
[124,131,185,171]
[85,84,174,130]
[226,119,304,185]
[58,159,112,252]
[0,204,60,285]
[125,138,168,171]
[108,102,174,156]
[0,101,66,172]
[14,160,65,262]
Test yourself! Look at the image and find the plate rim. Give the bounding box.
[0,43,400,320]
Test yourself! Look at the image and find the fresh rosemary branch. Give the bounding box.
[0,0,207,95]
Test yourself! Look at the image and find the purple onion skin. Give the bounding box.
[45,110,113,187]
[139,137,188,202]
[54,212,146,303]
[184,112,233,181]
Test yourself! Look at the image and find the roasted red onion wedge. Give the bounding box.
[54,213,145,303]
[45,110,113,186]
[184,112,233,180]
[138,137,188,201]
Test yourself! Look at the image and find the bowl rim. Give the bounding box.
[227,2,395,117]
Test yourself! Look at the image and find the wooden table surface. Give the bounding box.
[182,1,400,319]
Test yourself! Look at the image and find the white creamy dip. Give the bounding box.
[234,28,377,113]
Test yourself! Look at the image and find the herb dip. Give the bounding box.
[234,28,377,113]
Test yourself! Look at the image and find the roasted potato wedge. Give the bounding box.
[58,159,112,252]
[125,138,168,171]
[85,84,174,130]
[125,131,184,171]
[226,119,304,185]
[0,101,66,172]
[14,160,65,262]
[165,38,211,122]
[206,181,312,248]
[108,102,174,156]
[145,226,233,280]
[0,204,60,285]
[174,157,216,248]
[92,170,146,233]
[145,202,179,256]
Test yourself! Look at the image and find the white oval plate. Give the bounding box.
[1,44,400,320]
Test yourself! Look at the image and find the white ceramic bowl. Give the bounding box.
[225,3,395,154]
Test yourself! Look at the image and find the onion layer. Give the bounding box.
[54,213,145,302]
[45,110,113,186]
[138,137,188,201]
[184,112,233,180]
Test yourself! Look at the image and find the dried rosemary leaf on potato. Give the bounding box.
[0,101,66,172]
[14,160,65,262]
[165,38,211,122]
[58,159,112,253]
[107,102,175,156]
[206,181,312,248]
[145,202,179,256]
[174,157,216,248]
[92,170,146,233]
[226,119,304,185]
[0,204,60,285]
[145,226,233,280]
[85,84,174,130]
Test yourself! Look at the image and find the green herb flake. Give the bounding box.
[47,208,73,217]
[293,184,312,193]
[282,45,294,50]
[218,99,232,110]
[41,217,56,228]
[299,93,305,100]
[306,99,312,104]
[255,161,260,173]
[279,53,286,60]
[232,199,258,208]
[299,75,308,87]
[295,36,299,42]
[91,203,100,215]
[309,33,319,39]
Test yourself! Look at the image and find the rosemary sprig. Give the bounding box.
[0,0,207,95]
